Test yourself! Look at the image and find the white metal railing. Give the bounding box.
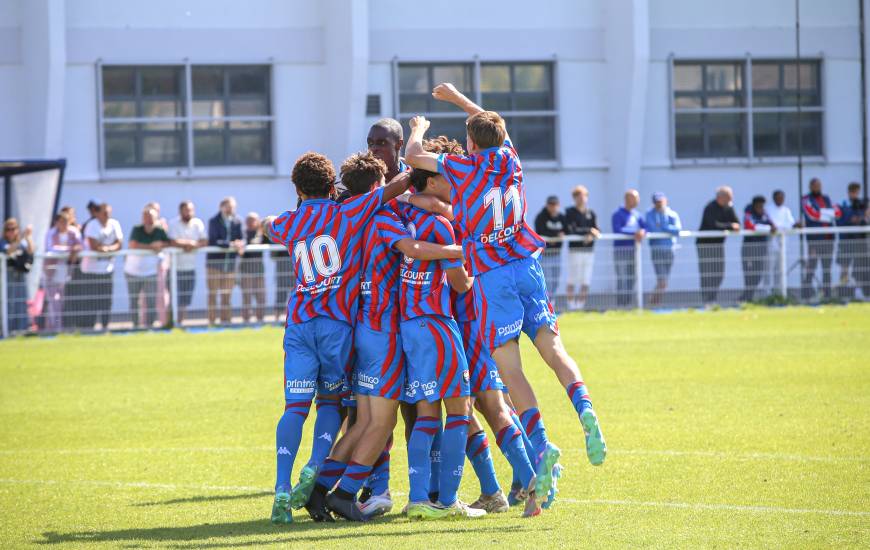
[1,226,868,338]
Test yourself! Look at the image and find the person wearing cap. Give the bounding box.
[534,195,567,305]
[611,189,646,308]
[564,185,599,310]
[644,192,682,307]
[741,195,776,302]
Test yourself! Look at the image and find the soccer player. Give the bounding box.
[413,136,541,517]
[263,151,411,524]
[395,166,485,520]
[404,84,608,501]
[303,152,464,522]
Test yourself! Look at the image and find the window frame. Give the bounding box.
[392,57,560,166]
[96,60,276,180]
[668,54,825,167]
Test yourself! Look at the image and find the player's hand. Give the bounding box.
[409,115,430,132]
[432,83,460,102]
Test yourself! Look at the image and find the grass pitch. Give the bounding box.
[1,305,868,549]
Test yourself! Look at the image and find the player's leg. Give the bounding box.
[407,400,441,517]
[475,389,539,516]
[465,411,501,504]
[329,396,400,520]
[289,393,341,509]
[271,322,319,524]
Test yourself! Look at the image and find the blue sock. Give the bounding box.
[408,416,439,502]
[368,438,392,495]
[275,400,311,492]
[336,461,373,497]
[466,430,500,496]
[439,414,470,506]
[567,380,593,417]
[314,457,346,490]
[429,422,443,498]
[510,408,536,477]
[497,424,535,489]
[305,398,341,469]
[519,408,549,461]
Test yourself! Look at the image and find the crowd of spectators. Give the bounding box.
[1,180,869,334]
[532,179,869,309]
[1,197,292,334]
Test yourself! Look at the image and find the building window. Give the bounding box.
[396,61,557,160]
[671,59,822,161]
[100,64,272,170]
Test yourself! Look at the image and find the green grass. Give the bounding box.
[1,305,869,549]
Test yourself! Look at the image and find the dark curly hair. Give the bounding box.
[409,136,465,192]
[340,151,388,196]
[291,152,336,198]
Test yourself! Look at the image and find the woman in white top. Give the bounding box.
[43,212,82,331]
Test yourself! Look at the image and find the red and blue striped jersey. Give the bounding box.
[450,222,475,322]
[436,138,545,275]
[397,205,462,321]
[268,188,385,326]
[358,202,412,332]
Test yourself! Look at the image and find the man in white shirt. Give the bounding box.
[764,190,800,295]
[81,203,123,330]
[168,201,208,323]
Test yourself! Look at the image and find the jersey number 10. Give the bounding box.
[294,235,341,283]
[484,186,523,230]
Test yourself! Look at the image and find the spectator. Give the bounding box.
[60,205,79,230]
[124,207,171,328]
[207,197,243,325]
[240,212,267,323]
[534,195,566,303]
[66,199,101,328]
[836,182,869,297]
[764,190,799,295]
[145,201,170,326]
[697,186,740,304]
[611,189,646,307]
[168,200,207,324]
[644,192,682,306]
[268,233,293,319]
[43,212,82,331]
[1,218,35,333]
[741,196,775,302]
[801,178,841,299]
[564,185,599,310]
[81,203,123,330]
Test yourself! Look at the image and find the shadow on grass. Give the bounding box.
[133,492,273,507]
[38,518,541,547]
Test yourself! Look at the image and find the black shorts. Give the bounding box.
[177,270,196,307]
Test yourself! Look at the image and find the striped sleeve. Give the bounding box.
[341,187,386,228]
[268,210,294,246]
[376,209,411,250]
[436,153,475,193]
[432,217,462,270]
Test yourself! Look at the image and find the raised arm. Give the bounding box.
[404,116,439,172]
[432,82,512,144]
[394,239,462,261]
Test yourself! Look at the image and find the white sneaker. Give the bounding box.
[441,499,487,518]
[358,491,393,518]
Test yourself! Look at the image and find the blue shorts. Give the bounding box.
[401,315,470,404]
[282,317,352,402]
[459,320,505,394]
[474,256,559,351]
[354,323,405,400]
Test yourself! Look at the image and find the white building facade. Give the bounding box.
[0,0,867,238]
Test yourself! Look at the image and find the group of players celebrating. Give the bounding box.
[263,83,607,523]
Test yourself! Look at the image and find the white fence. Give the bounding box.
[2,227,869,337]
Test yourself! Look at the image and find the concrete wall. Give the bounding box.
[0,0,865,238]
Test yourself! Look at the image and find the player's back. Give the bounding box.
[358,203,409,332]
[270,189,384,325]
[438,139,545,275]
[397,205,461,320]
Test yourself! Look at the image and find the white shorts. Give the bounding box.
[568,250,595,287]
